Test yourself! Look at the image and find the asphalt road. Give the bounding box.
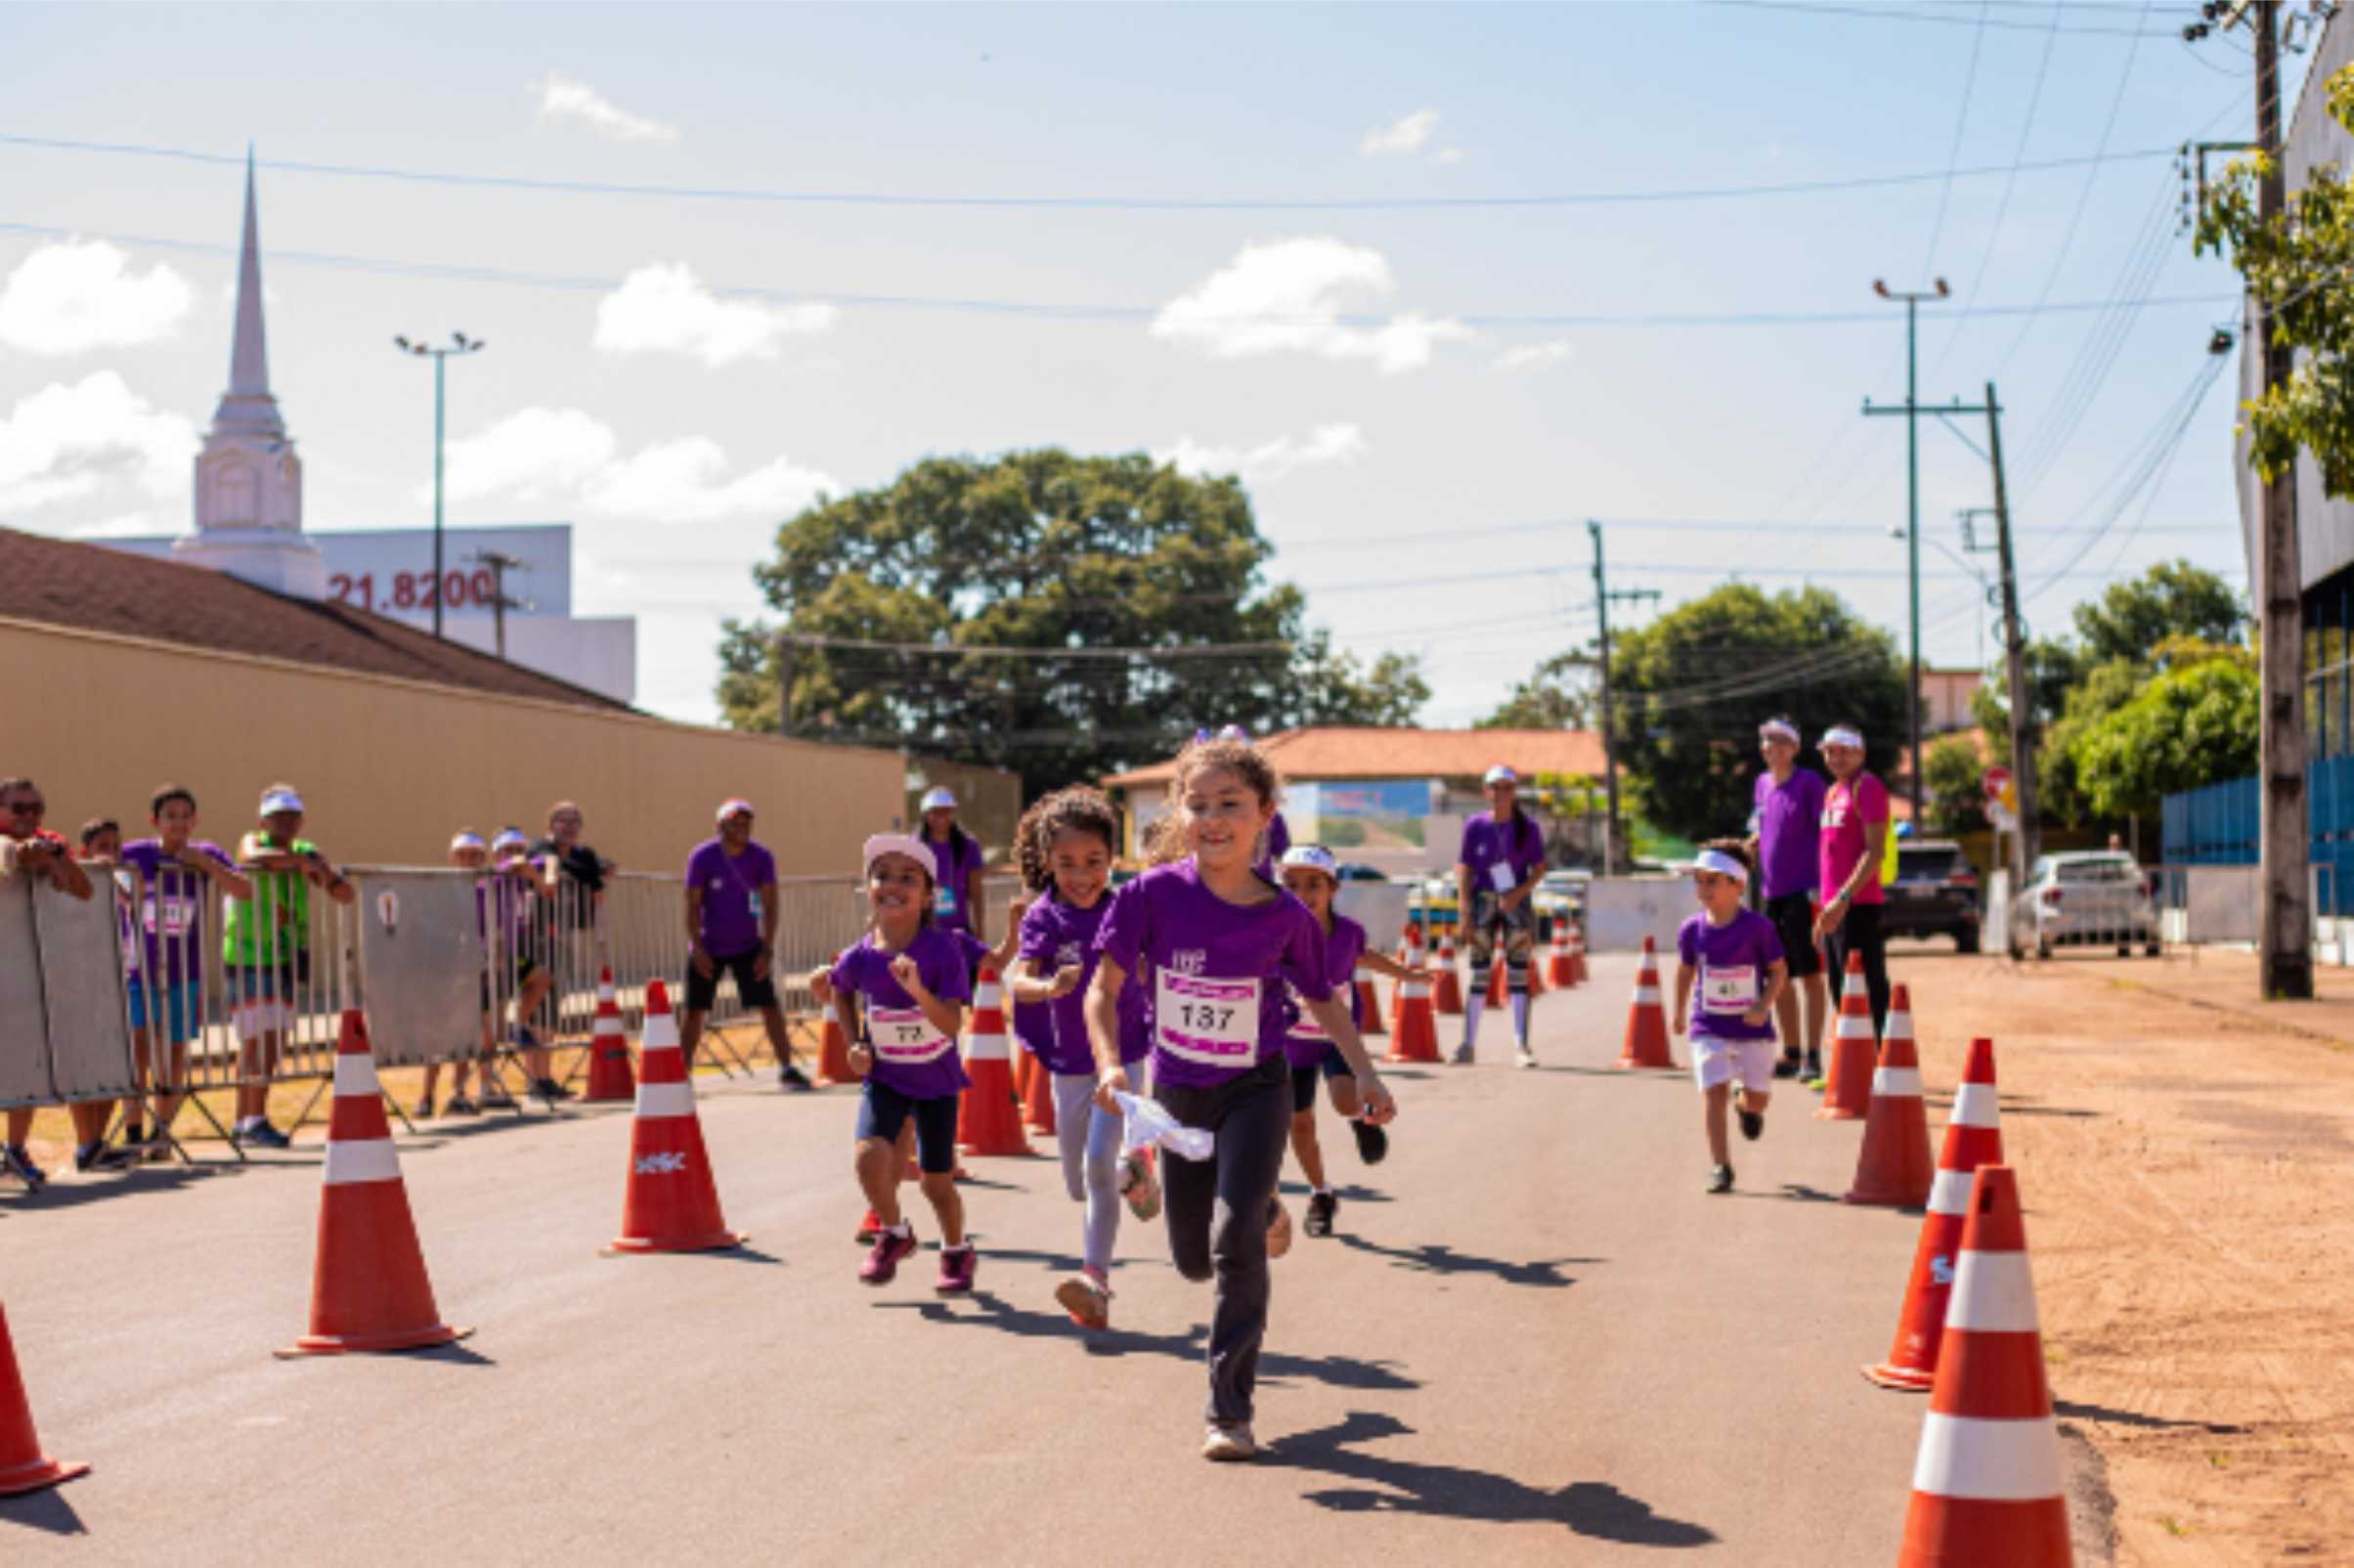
[1,954,1934,1565]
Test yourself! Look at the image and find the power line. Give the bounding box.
[1709,0,2176,34]
[1922,3,1994,278]
[0,131,2183,212]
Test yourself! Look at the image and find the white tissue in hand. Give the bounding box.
[1112,1090,1215,1162]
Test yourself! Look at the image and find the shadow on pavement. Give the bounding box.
[1277,1180,1395,1205]
[0,1485,87,1537]
[971,1245,1168,1278]
[1733,1183,1844,1205]
[0,1164,222,1212]
[1330,1234,1594,1289]
[872,1292,1419,1390]
[1269,1411,1718,1545]
[2054,1398,2247,1434]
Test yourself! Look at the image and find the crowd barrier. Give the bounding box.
[4,857,870,1150]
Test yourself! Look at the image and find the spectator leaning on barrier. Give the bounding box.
[681,799,813,1091]
[225,785,354,1150]
[526,801,614,1102]
[417,831,496,1118]
[79,817,163,1164]
[119,785,252,1158]
[1811,724,1894,1037]
[485,828,554,1109]
[1746,716,1831,1083]
[2,777,102,1186]
[917,787,986,941]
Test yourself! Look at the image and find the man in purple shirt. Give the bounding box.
[681,799,811,1090]
[1747,715,1830,1080]
[1454,763,1548,1068]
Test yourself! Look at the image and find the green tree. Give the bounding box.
[2198,65,2354,494]
[2071,559,2247,667]
[715,450,1424,794]
[1592,584,1907,842]
[1477,652,1595,731]
[1922,734,1990,835]
[2071,645,2260,819]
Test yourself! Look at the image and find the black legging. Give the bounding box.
[1823,902,1891,1038]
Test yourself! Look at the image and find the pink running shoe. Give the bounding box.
[860,1226,918,1285]
[936,1243,978,1294]
[1120,1148,1162,1222]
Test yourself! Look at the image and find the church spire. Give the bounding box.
[228,145,269,398]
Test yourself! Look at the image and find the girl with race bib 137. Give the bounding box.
[1086,735,1397,1463]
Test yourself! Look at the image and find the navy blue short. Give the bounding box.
[1290,1048,1352,1112]
[855,1078,962,1174]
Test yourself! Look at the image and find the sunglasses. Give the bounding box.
[5,801,44,815]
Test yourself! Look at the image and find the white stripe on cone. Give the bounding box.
[965,1033,1011,1062]
[634,1081,696,1119]
[1950,1083,1999,1128]
[1872,1066,1925,1098]
[640,1010,680,1054]
[332,1054,381,1097]
[1837,1015,1875,1038]
[1927,1167,1975,1214]
[1404,980,1430,998]
[1910,1414,2064,1502]
[1884,1010,1914,1037]
[1944,1251,2041,1332]
[324,1138,402,1187]
[1633,986,1662,1006]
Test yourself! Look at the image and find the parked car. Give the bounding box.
[1882,839,1982,952]
[2022,851,2159,959]
[1533,869,1590,936]
[1334,862,1390,883]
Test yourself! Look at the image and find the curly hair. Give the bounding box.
[1016,786,1121,893]
[1150,735,1284,866]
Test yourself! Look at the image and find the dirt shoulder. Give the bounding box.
[1895,945,2354,1566]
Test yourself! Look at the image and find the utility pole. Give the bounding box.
[1866,277,1951,822]
[1588,520,1659,875]
[475,549,524,661]
[775,632,798,737]
[1983,382,2039,920]
[392,331,485,640]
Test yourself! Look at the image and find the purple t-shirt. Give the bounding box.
[684,838,775,957]
[119,839,236,984]
[1019,893,1147,1075]
[1093,859,1330,1089]
[1677,908,1786,1042]
[1458,810,1546,894]
[1751,768,1827,900]
[1820,772,1891,908]
[922,830,986,934]
[1285,915,1368,1067]
[830,925,974,1101]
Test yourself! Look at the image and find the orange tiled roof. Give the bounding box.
[1103,727,1606,788]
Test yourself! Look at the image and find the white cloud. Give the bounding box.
[0,241,195,356]
[0,372,195,514]
[531,71,679,144]
[592,263,838,368]
[1155,423,1368,483]
[1492,341,1573,372]
[442,406,835,523]
[1431,148,1466,166]
[1152,237,1471,375]
[1362,109,1439,157]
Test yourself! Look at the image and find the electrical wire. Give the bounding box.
[1707,0,2176,35]
[1922,3,1994,279]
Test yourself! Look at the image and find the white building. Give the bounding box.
[103,155,637,706]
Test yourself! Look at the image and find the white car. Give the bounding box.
[2022,851,2160,959]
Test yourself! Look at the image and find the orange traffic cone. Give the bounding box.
[957,966,1033,1156]
[1566,924,1589,985]
[1387,962,1442,1064]
[1485,958,1506,1008]
[1615,936,1676,1069]
[1432,926,1464,1015]
[1896,1165,2073,1567]
[1388,926,1423,1029]
[1356,965,1386,1038]
[1867,1036,2005,1390]
[1018,1005,1057,1135]
[0,1300,86,1496]
[606,980,745,1254]
[814,1010,855,1087]
[1546,924,1577,989]
[1846,983,1935,1207]
[582,968,636,1103]
[1815,951,1878,1120]
[278,1010,469,1356]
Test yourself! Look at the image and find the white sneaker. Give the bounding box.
[1515,1046,1536,1069]
[1202,1422,1259,1461]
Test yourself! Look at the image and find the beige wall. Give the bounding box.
[0,618,905,879]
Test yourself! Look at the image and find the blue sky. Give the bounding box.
[0,1,2265,729]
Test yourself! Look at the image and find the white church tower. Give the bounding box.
[174,152,327,599]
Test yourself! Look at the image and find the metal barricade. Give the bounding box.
[0,872,141,1117]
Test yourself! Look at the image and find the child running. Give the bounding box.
[1005,786,1160,1330]
[830,833,978,1291]
[1274,845,1425,1239]
[1087,735,1397,1461]
[1669,839,1789,1195]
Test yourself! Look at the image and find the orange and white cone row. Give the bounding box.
[1845,982,1935,1207]
[1866,1036,2006,1390]
[1815,951,1877,1120]
[581,967,636,1103]
[1896,1164,2074,1568]
[1615,936,1675,1069]
[606,980,745,1254]
[279,1010,469,1356]
[0,1300,85,1497]
[957,965,1032,1156]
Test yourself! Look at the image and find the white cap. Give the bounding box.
[1483,764,1518,786]
[1819,724,1865,751]
[1279,845,1339,878]
[259,786,305,816]
[716,797,755,824]
[491,829,528,852]
[918,786,958,813]
[863,833,937,883]
[1759,717,1801,745]
[449,831,486,852]
[1691,848,1750,884]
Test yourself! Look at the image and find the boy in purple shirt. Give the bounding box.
[119,784,251,1153]
[1747,715,1829,1080]
[1671,841,1789,1194]
[1453,763,1548,1067]
[680,799,811,1092]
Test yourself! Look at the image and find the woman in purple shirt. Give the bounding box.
[916,786,987,940]
[1086,735,1397,1463]
[1454,764,1548,1067]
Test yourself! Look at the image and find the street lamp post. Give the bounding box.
[1867,278,1950,821]
[393,332,485,639]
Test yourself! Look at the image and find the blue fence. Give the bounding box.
[2163,756,2354,915]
